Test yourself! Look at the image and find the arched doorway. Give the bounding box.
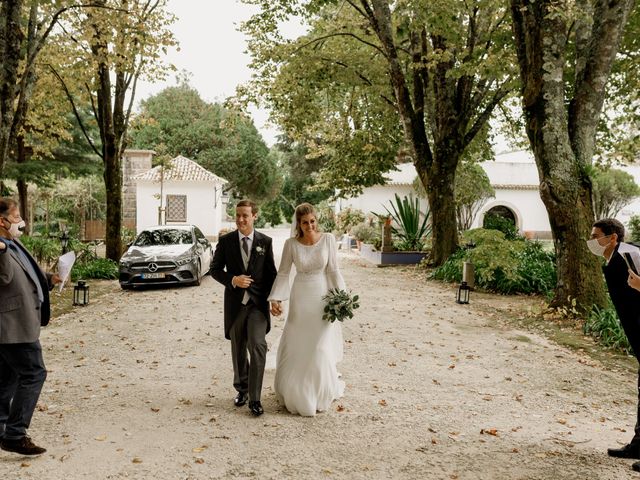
[482,204,519,239]
[484,205,516,225]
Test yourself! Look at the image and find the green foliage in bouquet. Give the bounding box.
[322,288,360,323]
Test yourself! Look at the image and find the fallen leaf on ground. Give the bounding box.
[378,399,388,406]
[94,435,107,441]
[480,428,499,436]
[132,457,143,464]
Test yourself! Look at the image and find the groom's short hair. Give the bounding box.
[236,199,258,215]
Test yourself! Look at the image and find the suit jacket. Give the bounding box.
[210,230,278,340]
[603,243,640,355]
[0,239,54,344]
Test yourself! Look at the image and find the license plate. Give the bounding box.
[142,272,165,279]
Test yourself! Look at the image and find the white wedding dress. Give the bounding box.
[268,233,346,416]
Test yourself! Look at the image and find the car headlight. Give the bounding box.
[176,256,195,266]
[119,259,131,268]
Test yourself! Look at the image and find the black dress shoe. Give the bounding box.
[633,461,640,472]
[0,436,46,455]
[234,392,248,407]
[249,400,264,416]
[608,444,640,459]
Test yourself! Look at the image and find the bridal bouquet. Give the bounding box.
[322,288,360,323]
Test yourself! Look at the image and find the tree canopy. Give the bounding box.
[591,166,640,220]
[129,83,279,202]
[242,0,517,265]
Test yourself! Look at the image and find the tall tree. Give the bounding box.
[129,84,280,201]
[591,166,640,219]
[0,1,86,180]
[243,0,517,265]
[55,0,176,260]
[510,0,635,310]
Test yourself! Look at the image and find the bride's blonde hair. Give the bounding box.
[294,203,319,238]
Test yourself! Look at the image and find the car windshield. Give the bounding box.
[134,229,193,246]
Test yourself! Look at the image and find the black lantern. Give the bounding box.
[73,280,90,306]
[456,281,471,304]
[60,230,70,254]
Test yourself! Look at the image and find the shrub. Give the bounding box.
[317,204,337,233]
[483,213,520,240]
[384,194,431,251]
[19,236,61,269]
[584,302,631,354]
[430,228,556,295]
[628,215,640,243]
[72,258,119,280]
[350,222,378,244]
[336,207,365,234]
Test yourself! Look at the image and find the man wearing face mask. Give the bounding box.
[0,197,61,455]
[588,218,640,470]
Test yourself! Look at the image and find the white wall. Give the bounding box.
[336,152,640,238]
[136,180,225,238]
[335,185,415,216]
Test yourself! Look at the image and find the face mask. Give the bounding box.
[586,236,609,257]
[3,218,25,238]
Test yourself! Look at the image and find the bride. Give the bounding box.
[268,203,346,416]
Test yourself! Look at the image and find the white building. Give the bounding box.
[336,150,640,239]
[133,155,228,239]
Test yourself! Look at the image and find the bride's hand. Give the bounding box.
[270,301,282,316]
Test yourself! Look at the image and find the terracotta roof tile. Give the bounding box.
[133,155,228,184]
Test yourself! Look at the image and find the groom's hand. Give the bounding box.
[232,275,253,289]
[270,301,282,316]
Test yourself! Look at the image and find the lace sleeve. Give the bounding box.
[326,234,345,291]
[268,238,294,301]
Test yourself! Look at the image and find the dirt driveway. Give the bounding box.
[1,228,639,479]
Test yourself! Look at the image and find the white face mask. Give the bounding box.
[586,236,610,257]
[4,218,25,238]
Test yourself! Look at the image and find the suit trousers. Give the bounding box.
[0,341,47,439]
[229,302,268,402]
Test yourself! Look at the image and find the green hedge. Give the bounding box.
[19,236,118,280]
[430,228,556,295]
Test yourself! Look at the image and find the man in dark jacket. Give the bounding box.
[210,200,277,416]
[0,198,60,455]
[588,218,640,471]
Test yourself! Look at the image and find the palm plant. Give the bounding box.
[384,194,431,251]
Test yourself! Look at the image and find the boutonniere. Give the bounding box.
[255,244,265,256]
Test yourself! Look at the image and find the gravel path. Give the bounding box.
[1,228,639,479]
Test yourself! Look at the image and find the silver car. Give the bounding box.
[119,225,213,289]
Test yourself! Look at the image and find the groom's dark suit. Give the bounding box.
[211,229,277,402]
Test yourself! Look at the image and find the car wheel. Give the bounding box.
[192,260,201,287]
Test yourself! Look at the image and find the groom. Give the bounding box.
[211,200,277,416]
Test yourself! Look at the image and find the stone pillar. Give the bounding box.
[122,149,154,230]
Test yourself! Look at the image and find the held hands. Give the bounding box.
[52,273,63,285]
[233,275,253,289]
[628,269,640,293]
[270,301,283,316]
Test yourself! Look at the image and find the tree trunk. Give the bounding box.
[16,135,30,235]
[423,160,458,266]
[103,146,122,259]
[0,0,24,177]
[510,0,633,312]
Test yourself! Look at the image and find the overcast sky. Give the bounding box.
[135,0,304,146]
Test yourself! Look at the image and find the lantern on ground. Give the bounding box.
[456,281,471,304]
[73,280,90,306]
